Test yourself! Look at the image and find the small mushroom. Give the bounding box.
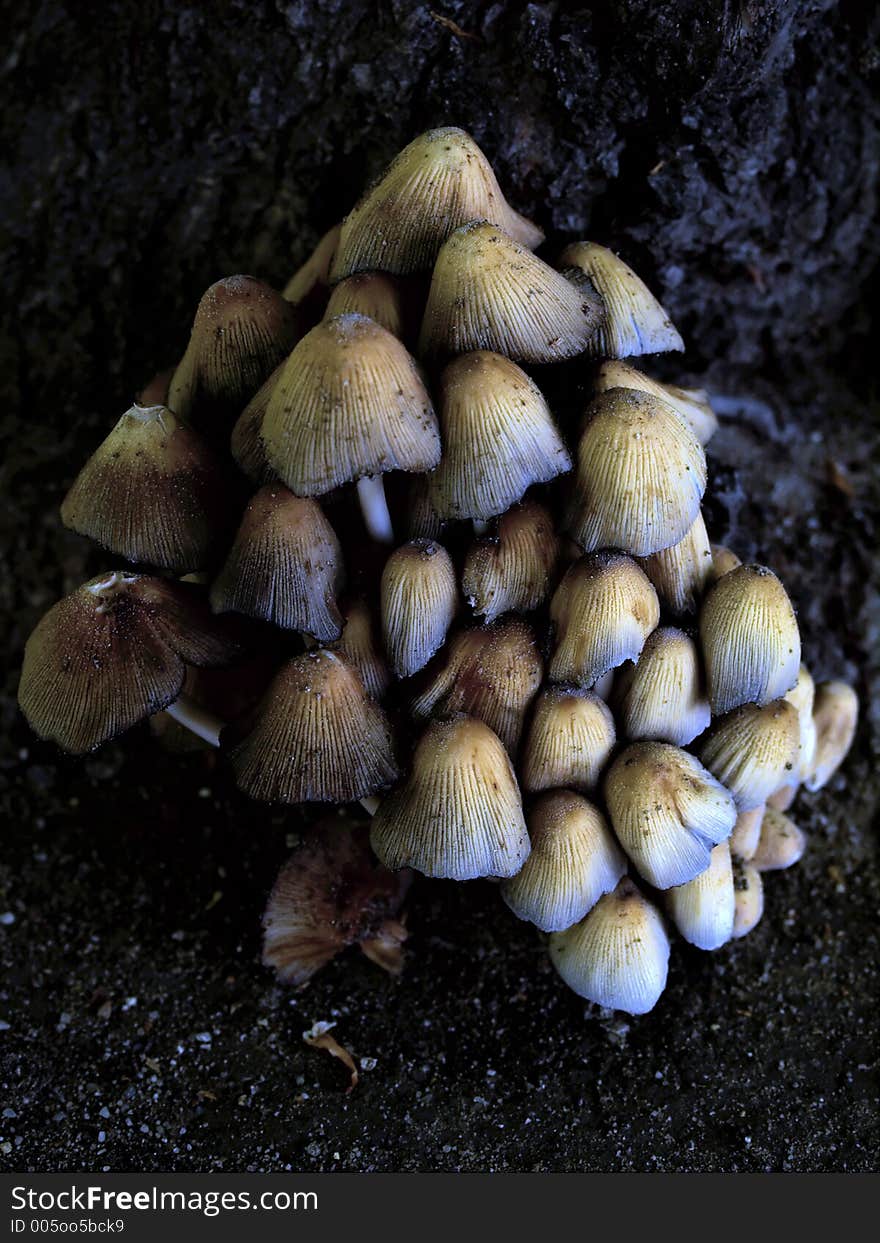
[18,572,243,753]
[803,680,859,791]
[410,617,543,753]
[696,699,801,811]
[227,649,400,805]
[637,512,713,617]
[708,543,743,583]
[380,539,458,678]
[612,626,711,747]
[370,715,530,881]
[462,500,561,623]
[324,272,410,340]
[667,841,735,951]
[594,360,717,444]
[262,814,412,985]
[335,597,391,702]
[699,564,801,715]
[60,403,231,573]
[728,805,766,861]
[548,551,660,688]
[558,241,684,357]
[428,352,571,522]
[261,313,441,543]
[731,856,764,939]
[230,362,284,483]
[519,686,616,795]
[418,221,602,363]
[331,127,543,279]
[549,877,671,1015]
[771,664,817,805]
[209,484,345,640]
[501,790,627,932]
[604,741,737,890]
[751,807,806,872]
[567,388,707,557]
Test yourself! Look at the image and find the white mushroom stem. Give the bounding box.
[166,694,225,747]
[357,475,395,545]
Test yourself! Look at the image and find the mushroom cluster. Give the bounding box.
[18,128,859,1016]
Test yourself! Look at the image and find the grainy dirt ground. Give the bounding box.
[1,0,878,1172]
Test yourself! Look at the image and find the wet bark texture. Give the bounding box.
[1,0,878,1171]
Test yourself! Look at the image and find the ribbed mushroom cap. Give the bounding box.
[261,313,440,495]
[751,807,806,872]
[667,841,735,951]
[410,617,543,754]
[728,805,765,861]
[230,362,283,482]
[696,699,801,811]
[708,543,742,583]
[549,877,671,1015]
[501,790,627,932]
[262,816,411,986]
[418,221,602,363]
[168,275,299,418]
[283,223,341,304]
[331,127,543,279]
[699,564,801,715]
[209,485,344,640]
[370,715,530,881]
[336,597,391,701]
[429,352,571,521]
[324,272,408,339]
[462,500,560,623]
[731,857,764,939]
[519,686,616,795]
[60,404,230,573]
[405,474,445,540]
[604,741,737,890]
[228,649,400,805]
[381,539,458,678]
[804,681,859,792]
[558,241,684,357]
[548,552,660,688]
[595,361,717,444]
[567,388,707,557]
[637,512,713,617]
[612,626,710,747]
[18,572,242,754]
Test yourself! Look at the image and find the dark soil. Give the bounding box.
[1,0,878,1172]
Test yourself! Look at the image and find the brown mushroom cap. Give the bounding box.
[519,685,617,795]
[230,362,284,483]
[61,404,231,573]
[380,539,458,678]
[18,572,243,754]
[462,500,561,623]
[227,649,400,805]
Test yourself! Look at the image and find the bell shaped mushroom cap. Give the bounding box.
[336,597,391,702]
[501,790,627,933]
[699,564,801,715]
[418,221,602,364]
[209,485,344,640]
[804,681,859,792]
[283,223,341,304]
[370,715,530,880]
[410,617,543,754]
[752,806,806,872]
[729,804,765,861]
[262,815,412,986]
[230,362,283,482]
[520,686,616,795]
[604,741,737,890]
[637,512,713,617]
[261,313,440,496]
[405,474,444,540]
[60,404,230,573]
[429,352,572,521]
[558,241,684,358]
[709,543,743,583]
[168,275,299,418]
[228,649,400,805]
[324,272,408,339]
[732,857,764,939]
[595,361,718,444]
[567,388,707,557]
[462,500,560,623]
[381,539,458,678]
[331,127,543,280]
[612,627,710,747]
[548,552,660,688]
[18,573,242,755]
[549,877,670,1015]
[667,841,735,951]
[696,699,801,811]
